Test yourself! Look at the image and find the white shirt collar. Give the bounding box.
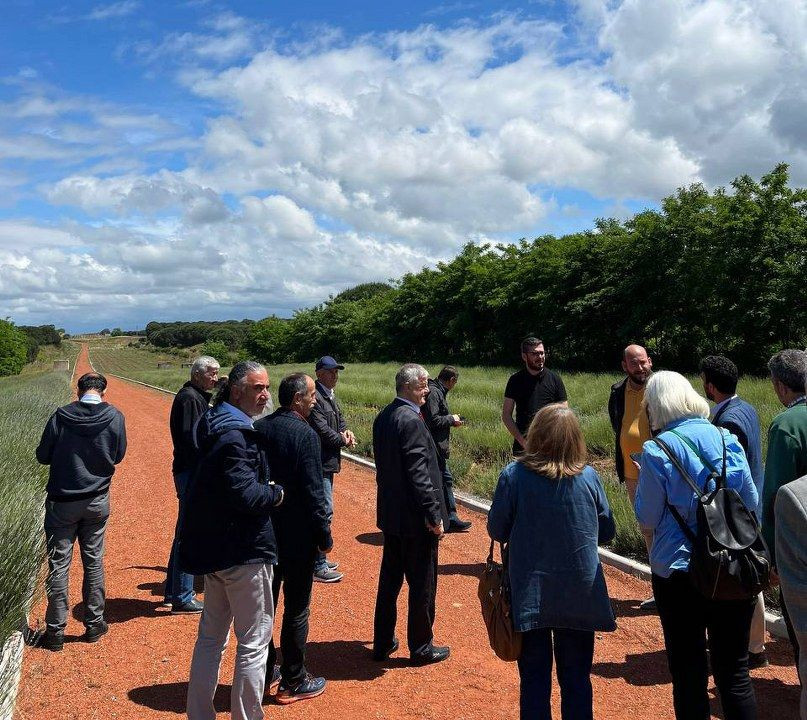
[710,394,737,418]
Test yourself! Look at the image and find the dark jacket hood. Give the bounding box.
[55,401,118,437]
[195,403,254,451]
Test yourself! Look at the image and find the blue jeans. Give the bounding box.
[517,627,595,720]
[313,474,334,572]
[440,465,458,518]
[165,470,195,606]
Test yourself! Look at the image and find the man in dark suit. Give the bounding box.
[422,365,471,532]
[700,354,767,668]
[255,373,333,704]
[308,355,356,582]
[372,363,450,665]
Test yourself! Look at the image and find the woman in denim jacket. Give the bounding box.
[635,371,758,720]
[488,403,616,720]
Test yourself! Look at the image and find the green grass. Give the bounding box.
[0,350,77,706]
[88,345,784,563]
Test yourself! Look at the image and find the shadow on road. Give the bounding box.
[592,649,670,686]
[129,682,229,713]
[610,598,662,618]
[355,532,384,546]
[307,639,407,679]
[439,562,484,578]
[72,597,161,624]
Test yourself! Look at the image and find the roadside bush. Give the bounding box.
[0,320,28,377]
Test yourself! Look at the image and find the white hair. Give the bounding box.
[395,363,428,393]
[191,355,220,378]
[643,370,710,432]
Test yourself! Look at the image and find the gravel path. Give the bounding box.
[14,345,800,719]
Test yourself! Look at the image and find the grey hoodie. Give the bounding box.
[36,401,127,501]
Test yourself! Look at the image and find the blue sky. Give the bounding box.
[2,0,805,332]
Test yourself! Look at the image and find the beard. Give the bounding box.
[627,369,649,386]
[526,357,544,373]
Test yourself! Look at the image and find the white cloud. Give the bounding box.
[6,5,807,330]
[87,1,140,21]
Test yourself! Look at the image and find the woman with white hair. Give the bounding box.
[635,371,759,720]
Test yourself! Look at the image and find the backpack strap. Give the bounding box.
[668,428,727,489]
[652,436,703,544]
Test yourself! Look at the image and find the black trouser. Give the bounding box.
[438,456,458,518]
[373,531,439,658]
[265,545,316,687]
[652,571,757,720]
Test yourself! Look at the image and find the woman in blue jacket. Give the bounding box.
[635,371,758,720]
[488,403,616,720]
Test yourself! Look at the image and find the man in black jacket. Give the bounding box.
[372,363,450,665]
[165,354,219,613]
[422,366,471,533]
[182,361,283,720]
[308,355,356,582]
[256,373,333,704]
[35,372,127,651]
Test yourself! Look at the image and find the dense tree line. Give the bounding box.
[244,166,806,373]
[145,320,255,350]
[18,325,62,363]
[0,320,29,376]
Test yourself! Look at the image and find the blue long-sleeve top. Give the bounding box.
[488,462,617,633]
[635,417,758,579]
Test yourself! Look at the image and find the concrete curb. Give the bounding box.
[342,453,789,640]
[0,633,24,720]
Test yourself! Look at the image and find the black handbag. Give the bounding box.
[653,431,770,601]
[478,540,522,661]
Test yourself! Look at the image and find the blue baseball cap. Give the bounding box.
[315,355,345,371]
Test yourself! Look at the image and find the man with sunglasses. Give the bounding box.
[502,336,567,455]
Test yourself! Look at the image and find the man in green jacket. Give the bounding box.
[762,348,807,664]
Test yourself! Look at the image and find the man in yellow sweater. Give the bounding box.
[608,344,654,608]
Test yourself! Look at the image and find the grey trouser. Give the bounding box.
[187,563,275,720]
[44,492,110,634]
[748,592,765,654]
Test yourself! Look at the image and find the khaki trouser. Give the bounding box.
[748,593,766,654]
[624,476,654,557]
[187,563,275,720]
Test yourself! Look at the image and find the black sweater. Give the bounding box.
[36,401,127,501]
[170,381,212,474]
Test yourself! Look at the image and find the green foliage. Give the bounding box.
[0,320,29,377]
[245,316,290,363]
[0,365,72,703]
[18,324,62,363]
[245,166,805,372]
[145,320,254,350]
[201,339,229,362]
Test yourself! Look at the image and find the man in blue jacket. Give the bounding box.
[700,354,767,668]
[35,372,126,652]
[181,361,283,720]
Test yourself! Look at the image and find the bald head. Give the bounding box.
[622,345,652,387]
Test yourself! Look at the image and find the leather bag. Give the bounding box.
[654,432,770,601]
[478,540,522,661]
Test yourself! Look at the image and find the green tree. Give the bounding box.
[0,320,29,376]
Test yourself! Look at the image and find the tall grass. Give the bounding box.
[0,351,76,709]
[89,346,784,562]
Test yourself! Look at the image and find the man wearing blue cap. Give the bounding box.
[308,356,356,582]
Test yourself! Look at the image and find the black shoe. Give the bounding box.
[275,674,326,704]
[639,596,656,611]
[748,650,769,669]
[84,620,109,643]
[171,598,204,614]
[39,631,64,652]
[372,637,399,661]
[447,518,472,533]
[84,620,109,642]
[410,645,450,665]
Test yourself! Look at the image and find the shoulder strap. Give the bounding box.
[668,428,727,489]
[651,436,700,543]
[653,436,706,500]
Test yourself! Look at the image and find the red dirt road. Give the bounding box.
[15,345,800,719]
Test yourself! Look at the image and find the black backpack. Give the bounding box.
[653,430,770,601]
